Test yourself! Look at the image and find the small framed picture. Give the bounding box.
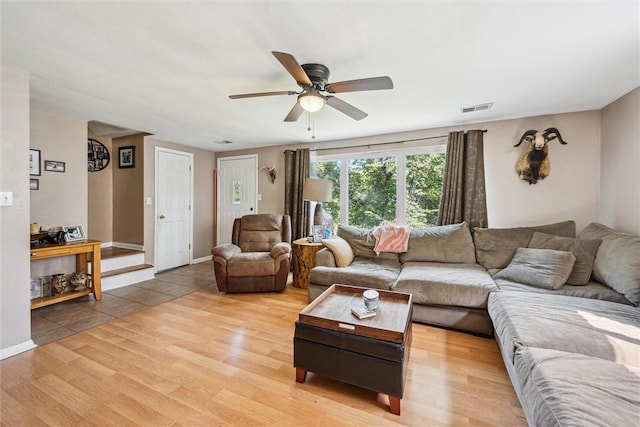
[118,146,135,168]
[44,160,65,172]
[30,178,39,190]
[63,225,86,242]
[312,225,324,243]
[30,277,43,300]
[30,149,41,176]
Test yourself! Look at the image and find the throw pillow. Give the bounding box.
[494,247,576,290]
[528,232,602,285]
[337,225,399,261]
[578,223,640,306]
[321,236,355,267]
[399,222,476,264]
[472,220,576,270]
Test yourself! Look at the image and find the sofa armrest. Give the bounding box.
[315,248,337,268]
[270,242,292,259]
[211,243,241,260]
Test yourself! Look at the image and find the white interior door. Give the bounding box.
[217,155,258,244]
[156,147,193,271]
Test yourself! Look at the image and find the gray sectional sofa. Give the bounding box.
[309,220,640,426]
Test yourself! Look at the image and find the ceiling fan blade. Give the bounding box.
[272,51,313,87]
[325,96,368,121]
[284,102,304,122]
[229,90,296,99]
[325,76,393,94]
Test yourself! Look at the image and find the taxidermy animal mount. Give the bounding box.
[514,127,567,184]
[261,166,277,184]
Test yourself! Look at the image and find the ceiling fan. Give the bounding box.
[229,51,393,122]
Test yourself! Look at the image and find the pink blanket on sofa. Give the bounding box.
[372,225,410,254]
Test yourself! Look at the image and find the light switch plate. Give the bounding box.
[0,192,13,206]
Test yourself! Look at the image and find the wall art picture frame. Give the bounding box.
[88,138,111,172]
[44,160,65,172]
[118,146,135,168]
[30,178,39,190]
[63,225,86,242]
[29,149,41,176]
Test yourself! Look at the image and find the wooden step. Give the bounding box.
[101,247,144,260]
[101,264,154,278]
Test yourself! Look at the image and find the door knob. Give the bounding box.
[159,214,166,219]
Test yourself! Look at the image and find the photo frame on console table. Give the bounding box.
[118,146,135,168]
[63,225,86,242]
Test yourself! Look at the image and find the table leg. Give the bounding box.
[296,368,307,383]
[389,395,401,415]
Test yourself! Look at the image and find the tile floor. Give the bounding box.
[30,262,217,346]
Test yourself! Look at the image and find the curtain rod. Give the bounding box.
[308,129,487,153]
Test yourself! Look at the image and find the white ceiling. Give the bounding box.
[2,1,638,152]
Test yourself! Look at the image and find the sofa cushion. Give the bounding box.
[578,223,640,306]
[399,222,476,264]
[493,248,576,290]
[488,291,640,367]
[494,278,634,305]
[473,220,576,270]
[309,257,400,290]
[227,252,276,276]
[528,232,602,285]
[393,262,497,308]
[321,236,354,267]
[337,225,399,261]
[515,347,640,427]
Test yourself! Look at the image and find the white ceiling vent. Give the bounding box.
[214,140,234,145]
[461,103,493,113]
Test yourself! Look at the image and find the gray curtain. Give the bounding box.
[284,148,311,240]
[437,130,488,228]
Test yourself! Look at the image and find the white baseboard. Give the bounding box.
[112,242,144,251]
[1,339,37,360]
[100,241,114,248]
[192,255,212,264]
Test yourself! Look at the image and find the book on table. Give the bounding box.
[351,306,376,319]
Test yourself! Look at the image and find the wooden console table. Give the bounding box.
[30,239,102,309]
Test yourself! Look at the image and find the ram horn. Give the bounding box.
[543,127,568,145]
[514,129,538,147]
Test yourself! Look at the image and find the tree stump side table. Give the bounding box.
[292,238,324,289]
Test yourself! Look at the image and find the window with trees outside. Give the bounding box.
[314,146,446,230]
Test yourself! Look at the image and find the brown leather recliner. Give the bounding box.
[211,214,292,293]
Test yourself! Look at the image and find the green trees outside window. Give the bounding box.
[314,148,445,230]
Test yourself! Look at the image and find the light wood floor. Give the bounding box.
[2,278,526,426]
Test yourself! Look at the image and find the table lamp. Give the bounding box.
[303,178,333,225]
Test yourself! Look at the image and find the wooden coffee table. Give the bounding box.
[294,284,413,415]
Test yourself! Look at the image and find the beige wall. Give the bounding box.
[143,137,216,265]
[30,109,88,231]
[218,110,603,233]
[87,130,113,243]
[1,67,33,356]
[112,134,145,245]
[600,87,640,235]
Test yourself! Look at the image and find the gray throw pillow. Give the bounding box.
[494,247,576,290]
[399,222,476,264]
[528,232,602,285]
[473,220,576,270]
[578,223,640,306]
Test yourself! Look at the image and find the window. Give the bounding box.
[314,146,445,229]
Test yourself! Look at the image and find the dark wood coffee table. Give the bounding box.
[294,284,413,415]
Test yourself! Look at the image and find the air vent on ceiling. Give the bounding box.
[461,102,493,113]
[214,140,233,145]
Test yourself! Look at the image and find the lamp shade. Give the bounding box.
[303,178,333,202]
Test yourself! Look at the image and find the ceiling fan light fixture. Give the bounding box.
[298,92,325,112]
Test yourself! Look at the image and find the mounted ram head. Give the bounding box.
[514,127,567,185]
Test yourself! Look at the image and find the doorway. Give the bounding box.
[216,155,258,244]
[155,147,193,272]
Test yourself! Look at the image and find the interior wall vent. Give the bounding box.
[461,103,493,113]
[214,140,233,145]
